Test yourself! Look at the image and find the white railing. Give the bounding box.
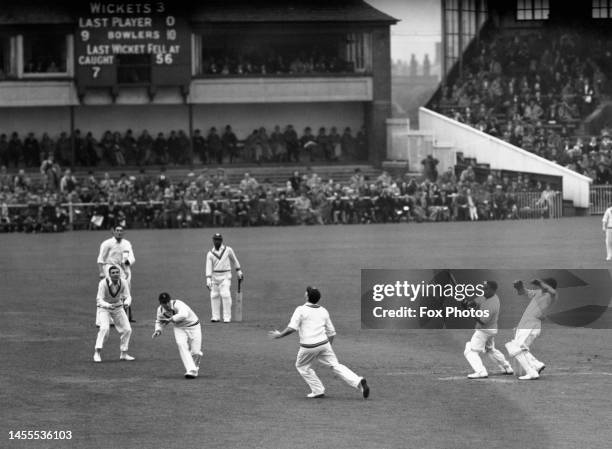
[419,107,592,208]
[1,190,560,231]
[590,185,612,214]
[514,191,563,219]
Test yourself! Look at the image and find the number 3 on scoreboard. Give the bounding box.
[91,66,101,78]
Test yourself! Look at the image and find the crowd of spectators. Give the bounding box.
[0,124,369,170]
[201,48,358,76]
[24,58,64,74]
[0,161,557,233]
[431,28,612,184]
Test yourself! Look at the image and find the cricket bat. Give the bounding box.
[233,278,243,322]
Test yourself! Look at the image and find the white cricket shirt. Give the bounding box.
[474,294,500,332]
[155,299,200,332]
[97,237,135,267]
[518,288,555,329]
[205,244,241,276]
[97,278,131,308]
[288,303,336,346]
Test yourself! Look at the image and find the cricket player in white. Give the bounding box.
[97,225,136,323]
[93,265,134,362]
[269,286,370,399]
[463,281,513,379]
[205,233,243,323]
[505,278,557,380]
[152,292,203,379]
[602,205,612,260]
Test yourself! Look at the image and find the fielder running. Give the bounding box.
[97,225,136,322]
[463,280,513,379]
[205,233,243,323]
[602,204,612,260]
[152,292,203,379]
[505,278,557,380]
[269,286,370,399]
[93,265,134,363]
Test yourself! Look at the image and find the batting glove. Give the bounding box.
[206,278,212,289]
[152,330,161,339]
[237,269,244,280]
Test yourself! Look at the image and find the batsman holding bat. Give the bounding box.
[462,280,513,379]
[205,233,243,323]
[152,292,203,379]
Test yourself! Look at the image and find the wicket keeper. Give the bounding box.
[505,277,557,380]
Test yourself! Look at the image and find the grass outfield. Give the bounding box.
[1,217,611,449]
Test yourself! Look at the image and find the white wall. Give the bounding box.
[74,105,190,136]
[0,81,77,107]
[419,107,592,208]
[0,107,72,137]
[189,78,372,103]
[0,102,364,141]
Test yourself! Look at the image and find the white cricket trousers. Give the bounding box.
[95,307,132,352]
[210,274,232,321]
[464,330,511,374]
[508,327,544,374]
[606,229,612,259]
[295,342,362,396]
[173,325,203,373]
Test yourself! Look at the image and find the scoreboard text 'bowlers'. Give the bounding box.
[75,2,191,90]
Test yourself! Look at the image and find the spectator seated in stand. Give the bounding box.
[0,151,559,232]
[432,28,612,183]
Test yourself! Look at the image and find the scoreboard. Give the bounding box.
[75,2,191,90]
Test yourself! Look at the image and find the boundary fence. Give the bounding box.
[590,186,612,215]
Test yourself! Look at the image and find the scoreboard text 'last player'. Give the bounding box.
[79,17,154,28]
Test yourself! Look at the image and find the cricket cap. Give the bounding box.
[212,233,223,240]
[484,280,498,291]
